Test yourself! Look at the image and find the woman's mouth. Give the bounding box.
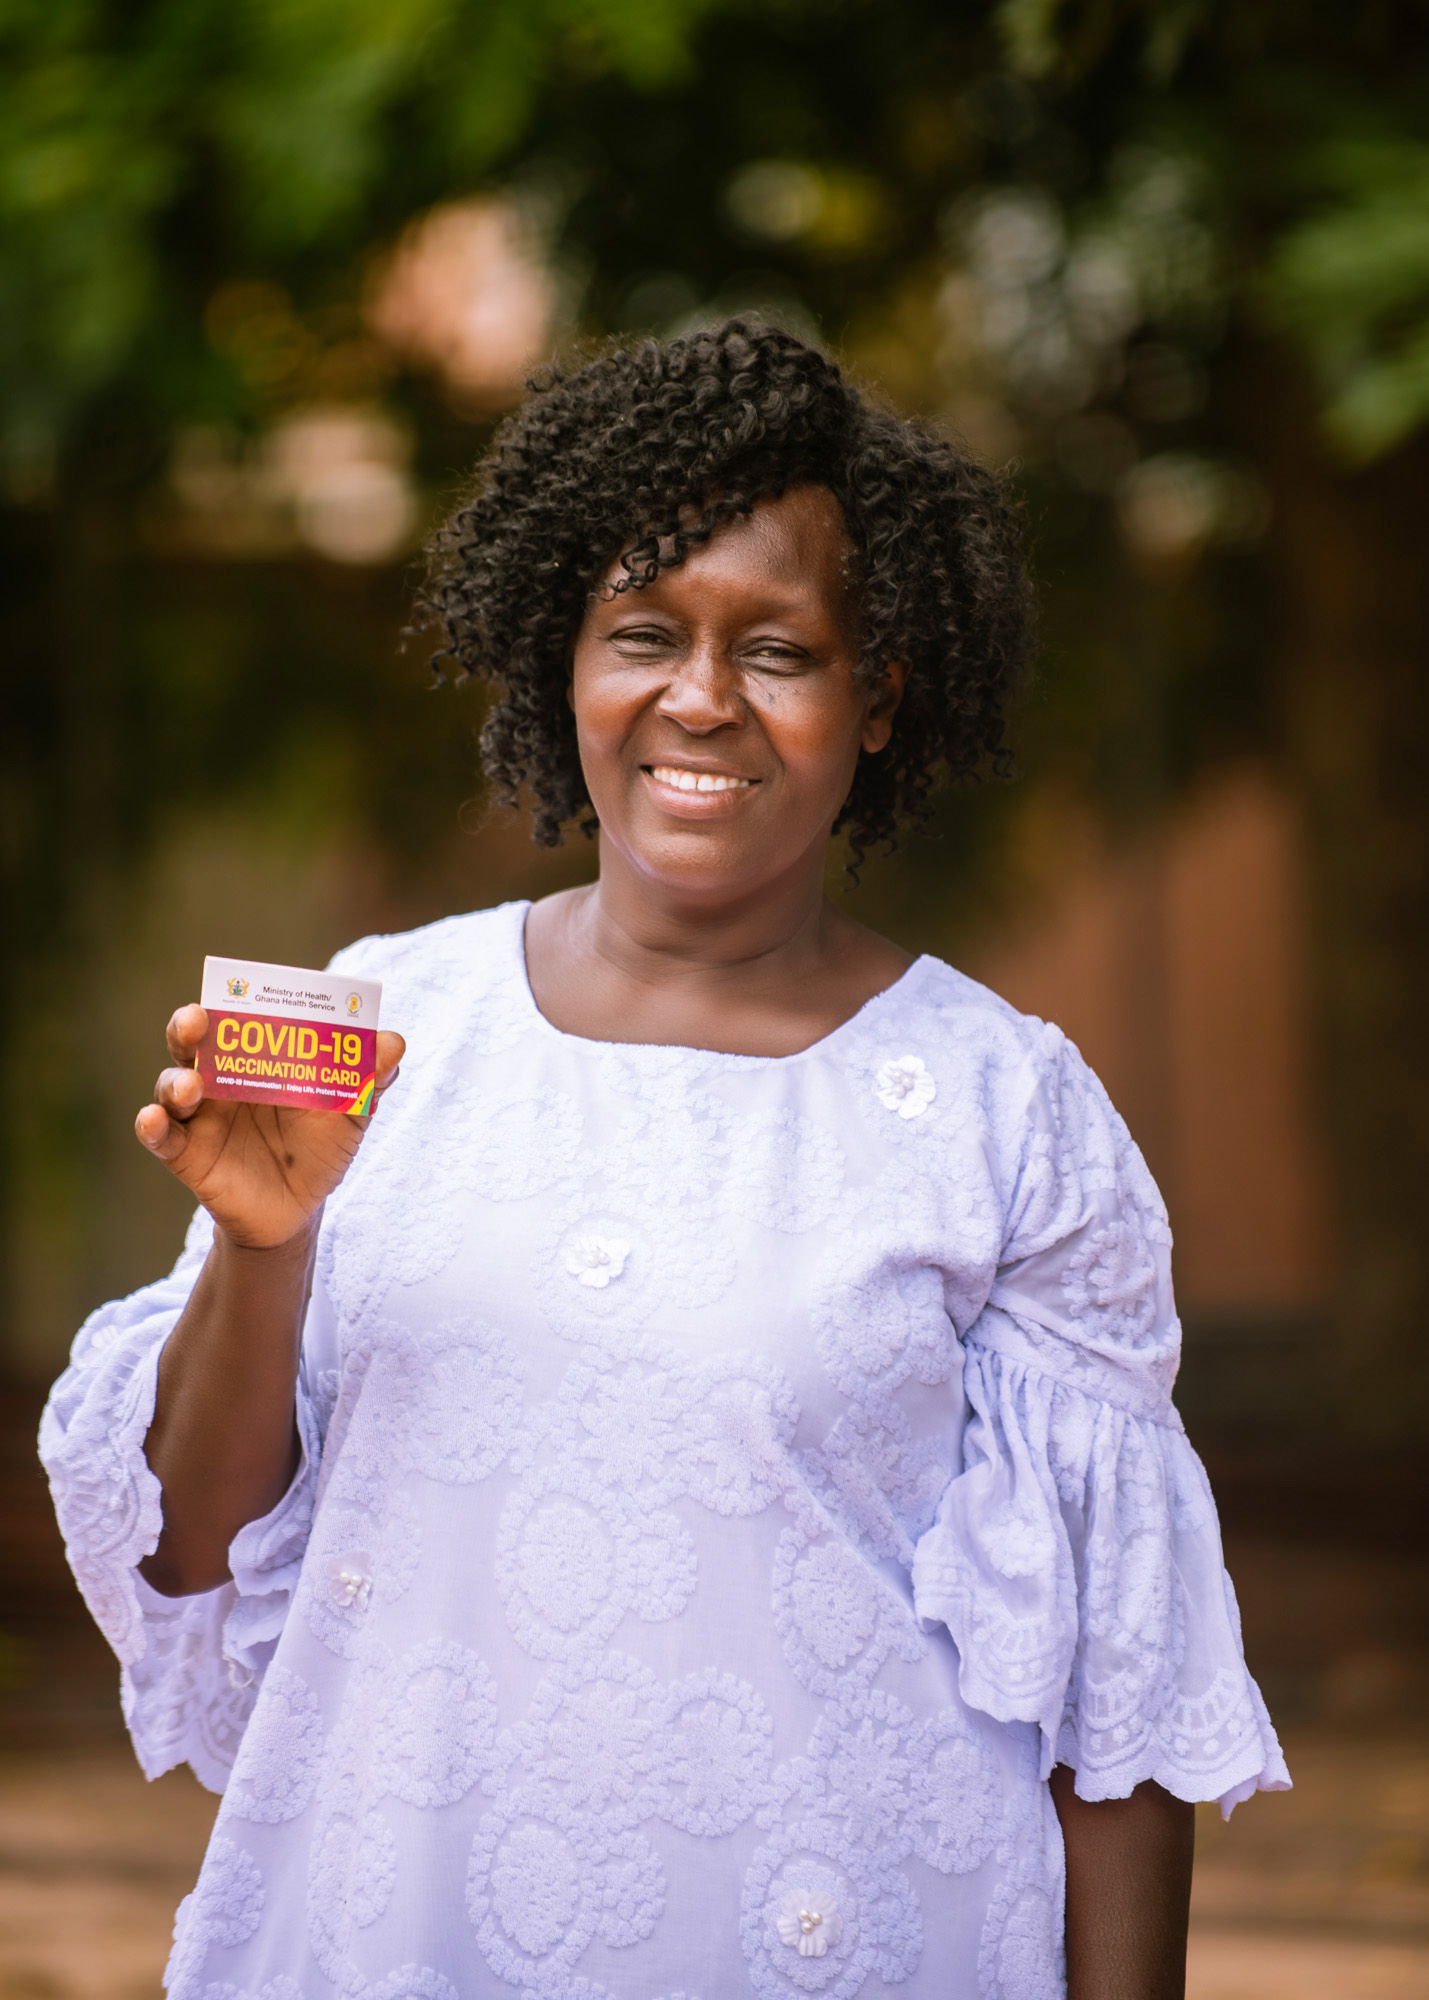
[646,765,757,794]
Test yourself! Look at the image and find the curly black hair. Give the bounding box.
[418,318,1033,865]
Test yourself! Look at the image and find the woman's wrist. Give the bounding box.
[210,1209,323,1272]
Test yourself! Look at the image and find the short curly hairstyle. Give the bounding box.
[418,318,1033,864]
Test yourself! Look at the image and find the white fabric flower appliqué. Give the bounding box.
[776,1887,842,1957]
[326,1551,373,1612]
[873,1054,935,1120]
[563,1233,631,1289]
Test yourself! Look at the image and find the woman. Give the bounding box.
[41,321,1286,2000]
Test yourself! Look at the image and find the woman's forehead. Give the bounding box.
[599,485,855,605]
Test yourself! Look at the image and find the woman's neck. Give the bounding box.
[581,831,837,984]
[523,836,912,1057]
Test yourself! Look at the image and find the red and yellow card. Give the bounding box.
[197,956,383,1116]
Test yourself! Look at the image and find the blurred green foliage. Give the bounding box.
[993,5,1429,458]
[1267,134,1429,462]
[0,0,719,479]
[3,0,1428,480]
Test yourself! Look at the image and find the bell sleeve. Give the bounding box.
[37,1206,326,1791]
[910,1023,1290,1815]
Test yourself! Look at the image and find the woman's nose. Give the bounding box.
[655,645,745,732]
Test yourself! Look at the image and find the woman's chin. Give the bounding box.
[616,824,785,902]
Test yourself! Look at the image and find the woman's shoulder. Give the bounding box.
[875,955,1127,1165]
[325,900,528,1019]
[881,952,1069,1082]
[328,899,524,976]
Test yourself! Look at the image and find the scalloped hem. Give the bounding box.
[911,1337,1290,1822]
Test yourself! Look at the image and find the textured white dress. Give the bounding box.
[41,900,1288,2000]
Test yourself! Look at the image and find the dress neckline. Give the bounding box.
[510,899,933,1065]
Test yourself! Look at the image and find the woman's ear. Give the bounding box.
[861,661,909,754]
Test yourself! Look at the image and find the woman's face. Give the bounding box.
[570,484,905,904]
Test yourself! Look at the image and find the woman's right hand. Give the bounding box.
[135,1004,407,1250]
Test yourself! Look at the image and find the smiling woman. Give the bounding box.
[419,320,1031,866]
[40,319,1286,2000]
[532,482,915,1054]
[418,321,1028,1052]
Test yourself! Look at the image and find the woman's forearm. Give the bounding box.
[1050,1766,1196,2000]
[138,1222,318,1597]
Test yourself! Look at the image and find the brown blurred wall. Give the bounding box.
[966,761,1336,1343]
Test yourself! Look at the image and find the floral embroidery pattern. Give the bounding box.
[370,1970,459,2000]
[515,1659,657,1820]
[496,1468,696,1661]
[465,1786,665,1985]
[199,1979,304,2000]
[792,1687,1005,1881]
[306,1805,397,1981]
[773,1518,925,1697]
[908,1712,1002,1876]
[303,1487,421,1658]
[225,1668,323,1825]
[1061,1217,1160,1348]
[374,1639,499,1808]
[685,1357,800,1517]
[742,1824,921,1998]
[803,1390,949,1565]
[724,1107,847,1231]
[536,1196,738,1346]
[978,1875,1064,2000]
[812,1255,954,1399]
[573,1362,684,1489]
[166,1837,265,1997]
[647,1670,776,1837]
[405,1328,527,1483]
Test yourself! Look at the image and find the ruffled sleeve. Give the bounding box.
[911,1023,1290,1815]
[37,1206,325,1791]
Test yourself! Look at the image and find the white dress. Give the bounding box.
[40,900,1288,2000]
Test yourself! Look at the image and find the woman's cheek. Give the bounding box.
[754,684,865,780]
[575,679,649,766]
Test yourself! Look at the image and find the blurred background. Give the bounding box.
[1,2,1426,1994]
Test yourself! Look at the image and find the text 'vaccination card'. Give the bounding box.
[197,956,382,1116]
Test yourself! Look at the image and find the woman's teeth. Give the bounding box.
[650,766,754,793]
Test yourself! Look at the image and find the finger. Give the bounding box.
[368,1065,401,1116]
[136,1102,191,1163]
[351,1031,406,1128]
[166,1004,209,1065]
[155,1064,206,1121]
